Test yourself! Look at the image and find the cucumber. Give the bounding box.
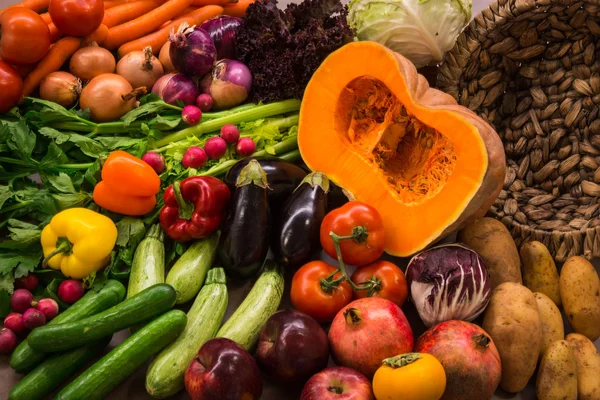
[10,279,126,373]
[28,283,176,353]
[216,261,284,350]
[146,268,228,398]
[55,310,187,400]
[166,232,219,304]
[127,224,165,299]
[8,336,112,400]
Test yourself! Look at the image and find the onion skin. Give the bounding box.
[159,41,176,74]
[200,16,242,60]
[80,73,145,122]
[151,73,199,106]
[70,44,116,81]
[169,23,216,78]
[117,46,164,89]
[39,71,82,108]
[200,59,252,110]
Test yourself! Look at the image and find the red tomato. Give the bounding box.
[320,201,386,266]
[49,0,104,37]
[351,260,408,307]
[290,261,352,323]
[0,61,23,114]
[0,9,51,65]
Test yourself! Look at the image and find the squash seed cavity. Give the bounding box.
[335,76,457,204]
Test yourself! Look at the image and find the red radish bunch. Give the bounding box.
[4,313,26,335]
[36,298,59,321]
[10,289,34,313]
[14,274,39,291]
[23,308,46,330]
[0,328,17,354]
[58,280,85,304]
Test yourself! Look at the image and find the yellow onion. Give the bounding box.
[70,43,116,81]
[80,73,146,122]
[117,46,164,89]
[39,72,82,108]
[159,41,176,73]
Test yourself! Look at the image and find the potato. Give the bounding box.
[457,218,522,289]
[520,241,561,307]
[559,256,600,341]
[482,282,541,393]
[534,292,565,358]
[536,340,577,400]
[566,333,600,400]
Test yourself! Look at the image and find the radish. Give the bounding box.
[205,137,227,160]
[235,138,256,156]
[36,298,60,321]
[182,105,202,126]
[11,289,34,313]
[182,146,207,169]
[4,312,26,335]
[58,280,84,304]
[23,308,46,329]
[142,152,166,174]
[14,274,39,291]
[220,124,240,144]
[196,93,213,112]
[0,328,17,354]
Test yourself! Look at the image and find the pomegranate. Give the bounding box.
[23,308,46,329]
[328,297,413,377]
[36,298,60,320]
[4,312,26,335]
[415,320,501,400]
[14,274,39,291]
[58,280,84,304]
[0,328,17,354]
[10,289,34,313]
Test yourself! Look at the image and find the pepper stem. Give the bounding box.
[173,181,195,220]
[382,353,423,369]
[42,240,72,269]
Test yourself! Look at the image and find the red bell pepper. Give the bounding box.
[159,176,231,242]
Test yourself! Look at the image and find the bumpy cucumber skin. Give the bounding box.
[166,233,219,304]
[146,268,228,398]
[216,262,284,350]
[55,310,187,400]
[10,280,126,373]
[127,224,165,299]
[8,336,112,400]
[27,284,176,352]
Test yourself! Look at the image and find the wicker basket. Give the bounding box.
[437,0,600,262]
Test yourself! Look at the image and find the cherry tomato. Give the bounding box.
[290,261,352,323]
[320,201,386,266]
[351,260,408,307]
[0,61,23,114]
[49,0,104,37]
[0,8,51,65]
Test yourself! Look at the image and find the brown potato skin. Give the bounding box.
[534,292,565,359]
[482,282,541,393]
[536,340,577,400]
[520,241,561,307]
[566,333,600,400]
[559,256,600,341]
[457,218,522,289]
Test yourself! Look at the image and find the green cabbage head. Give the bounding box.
[347,0,472,68]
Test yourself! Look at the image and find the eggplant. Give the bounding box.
[271,171,329,268]
[327,182,350,211]
[219,160,270,280]
[225,158,308,213]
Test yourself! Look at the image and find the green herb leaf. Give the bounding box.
[121,98,180,127]
[0,274,15,295]
[0,289,11,318]
[52,192,91,209]
[47,172,76,194]
[0,185,12,210]
[115,217,146,247]
[96,137,144,150]
[40,127,106,158]
[0,251,41,276]
[5,119,36,160]
[39,142,69,169]
[83,160,102,187]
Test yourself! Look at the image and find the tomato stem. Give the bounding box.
[356,276,382,297]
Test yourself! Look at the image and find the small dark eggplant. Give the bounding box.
[219,160,271,280]
[271,171,329,268]
[327,182,350,211]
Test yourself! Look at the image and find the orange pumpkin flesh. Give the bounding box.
[298,42,506,257]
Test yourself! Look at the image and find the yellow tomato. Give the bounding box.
[372,353,446,400]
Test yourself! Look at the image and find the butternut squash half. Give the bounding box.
[298,41,506,256]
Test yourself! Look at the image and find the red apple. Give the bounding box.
[415,320,501,400]
[184,337,262,400]
[328,297,413,377]
[301,366,374,400]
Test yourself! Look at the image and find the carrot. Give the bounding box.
[191,0,234,6]
[48,21,64,43]
[40,12,51,23]
[158,19,172,29]
[102,0,160,28]
[117,5,222,57]
[104,0,129,9]
[103,0,193,50]
[0,0,49,16]
[82,24,109,46]
[22,36,81,97]
[175,5,195,16]
[222,0,252,17]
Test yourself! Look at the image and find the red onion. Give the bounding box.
[236,137,256,156]
[199,16,243,60]
[182,105,202,126]
[196,93,213,112]
[204,137,227,160]
[169,22,216,78]
[200,59,252,110]
[152,73,199,106]
[220,124,240,144]
[182,146,207,169]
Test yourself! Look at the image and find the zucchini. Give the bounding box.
[127,224,165,299]
[55,310,187,400]
[166,232,219,304]
[146,268,228,398]
[8,336,112,400]
[10,280,126,373]
[28,283,176,353]
[216,261,284,350]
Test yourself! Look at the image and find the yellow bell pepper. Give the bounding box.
[41,208,118,279]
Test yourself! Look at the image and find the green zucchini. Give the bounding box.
[146,268,228,398]
[127,224,165,299]
[166,232,219,304]
[55,310,187,400]
[10,279,126,373]
[8,336,112,400]
[28,283,176,353]
[216,261,284,350]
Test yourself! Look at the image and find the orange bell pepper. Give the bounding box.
[93,151,161,216]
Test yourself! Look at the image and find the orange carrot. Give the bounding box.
[117,5,222,57]
[175,5,195,15]
[102,0,160,28]
[0,0,49,16]
[222,0,252,17]
[191,0,234,5]
[22,36,81,97]
[103,0,193,50]
[40,12,51,24]
[104,0,129,9]
[82,24,109,45]
[48,21,64,43]
[158,19,172,29]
